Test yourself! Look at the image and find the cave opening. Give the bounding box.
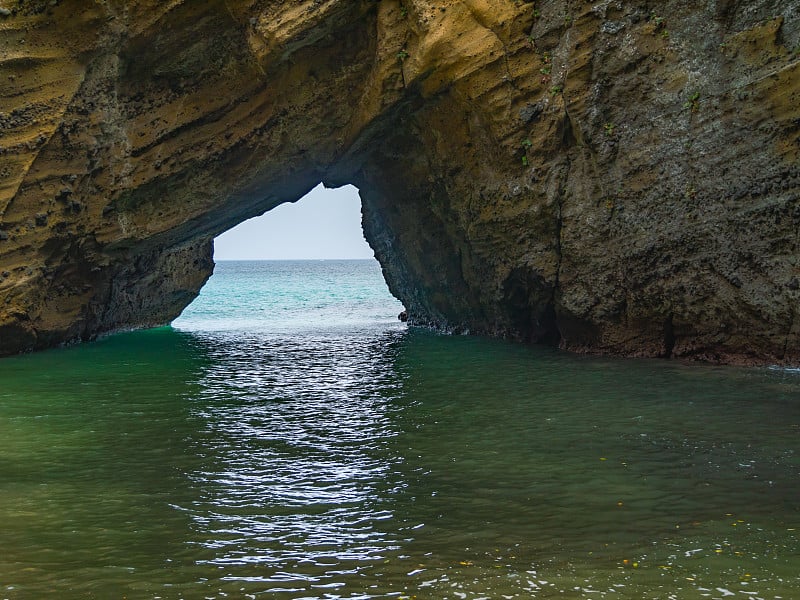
[213,184,374,262]
[172,184,405,334]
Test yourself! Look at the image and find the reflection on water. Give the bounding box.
[186,331,408,594]
[0,260,798,599]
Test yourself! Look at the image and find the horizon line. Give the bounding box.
[214,257,377,261]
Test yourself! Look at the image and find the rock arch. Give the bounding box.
[1,0,799,364]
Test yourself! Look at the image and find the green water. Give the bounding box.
[0,261,798,599]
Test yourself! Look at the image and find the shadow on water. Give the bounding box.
[0,328,212,596]
[0,323,799,598]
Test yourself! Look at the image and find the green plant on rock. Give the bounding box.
[397,50,409,61]
[520,138,532,166]
[550,85,562,96]
[650,14,665,29]
[603,122,615,136]
[535,52,551,83]
[683,91,700,112]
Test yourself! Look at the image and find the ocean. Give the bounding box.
[0,259,798,599]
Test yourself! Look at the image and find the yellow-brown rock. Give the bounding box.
[0,0,799,364]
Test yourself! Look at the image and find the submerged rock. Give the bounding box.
[0,1,798,364]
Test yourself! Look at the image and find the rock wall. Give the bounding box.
[0,0,798,364]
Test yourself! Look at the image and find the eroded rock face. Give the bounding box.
[0,0,798,364]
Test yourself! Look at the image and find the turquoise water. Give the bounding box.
[0,259,799,599]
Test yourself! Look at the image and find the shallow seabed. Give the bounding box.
[0,261,798,599]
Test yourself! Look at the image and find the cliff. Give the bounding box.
[0,0,798,364]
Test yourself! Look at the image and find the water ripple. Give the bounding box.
[0,261,798,598]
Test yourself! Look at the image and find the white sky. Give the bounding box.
[213,184,374,260]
